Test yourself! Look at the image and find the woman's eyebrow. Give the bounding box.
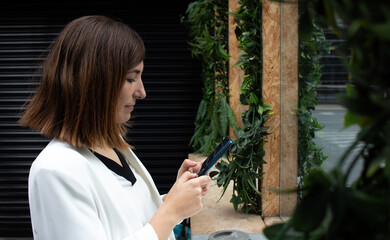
[127,69,141,74]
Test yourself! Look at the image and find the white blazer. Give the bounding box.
[29,139,176,240]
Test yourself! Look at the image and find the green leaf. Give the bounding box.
[230,193,240,211]
[217,43,230,60]
[209,171,219,179]
[345,189,388,219]
[344,110,360,128]
[248,92,259,105]
[263,104,273,111]
[290,188,329,232]
[366,157,384,178]
[371,22,390,40]
[257,105,263,115]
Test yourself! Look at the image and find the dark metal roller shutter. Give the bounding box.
[0,1,201,237]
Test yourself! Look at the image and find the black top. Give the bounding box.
[91,148,137,185]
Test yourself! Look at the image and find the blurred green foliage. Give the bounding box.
[264,0,390,239]
[297,8,329,191]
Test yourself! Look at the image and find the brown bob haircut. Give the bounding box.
[19,15,145,150]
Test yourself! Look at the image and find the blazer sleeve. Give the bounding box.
[29,164,159,240]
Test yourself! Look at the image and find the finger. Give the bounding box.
[177,159,199,180]
[201,185,210,196]
[181,159,198,169]
[192,159,206,173]
[179,171,198,182]
[197,175,211,186]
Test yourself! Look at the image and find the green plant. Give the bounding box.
[297,12,330,190]
[181,0,237,154]
[264,0,390,239]
[211,0,273,215]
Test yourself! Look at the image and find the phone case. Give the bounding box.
[198,136,233,176]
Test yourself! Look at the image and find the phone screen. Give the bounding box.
[198,136,233,176]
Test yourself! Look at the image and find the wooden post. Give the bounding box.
[228,0,246,138]
[227,0,298,218]
[280,1,298,218]
[262,0,298,217]
[262,0,282,217]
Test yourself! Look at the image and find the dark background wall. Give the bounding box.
[0,0,202,237]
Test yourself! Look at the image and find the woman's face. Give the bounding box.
[117,61,146,124]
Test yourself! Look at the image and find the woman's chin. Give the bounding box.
[118,114,131,124]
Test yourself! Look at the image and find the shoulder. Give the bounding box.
[29,139,95,179]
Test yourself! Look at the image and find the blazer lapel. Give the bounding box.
[120,149,163,207]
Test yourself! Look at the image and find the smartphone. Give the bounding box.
[198,136,233,176]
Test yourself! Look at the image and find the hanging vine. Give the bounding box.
[212,0,273,215]
[297,2,330,192]
[181,0,237,154]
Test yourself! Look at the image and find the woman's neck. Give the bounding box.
[90,145,122,166]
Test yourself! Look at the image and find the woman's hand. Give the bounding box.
[164,171,211,221]
[177,159,205,180]
[176,158,210,196]
[150,172,211,239]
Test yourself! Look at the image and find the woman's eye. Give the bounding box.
[126,78,136,83]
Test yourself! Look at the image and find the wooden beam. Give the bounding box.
[280,1,298,217]
[262,0,281,217]
[262,0,298,217]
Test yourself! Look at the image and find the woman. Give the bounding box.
[19,15,210,240]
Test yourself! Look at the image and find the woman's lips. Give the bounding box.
[125,105,134,111]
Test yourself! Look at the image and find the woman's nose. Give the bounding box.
[135,81,146,99]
